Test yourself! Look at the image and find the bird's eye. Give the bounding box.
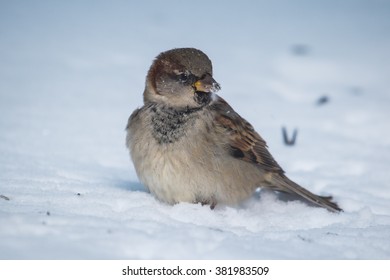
[178,72,189,83]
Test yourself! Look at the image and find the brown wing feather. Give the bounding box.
[210,96,284,173]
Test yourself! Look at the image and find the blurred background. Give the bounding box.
[1,0,390,259]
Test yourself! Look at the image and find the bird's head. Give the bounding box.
[144,48,221,109]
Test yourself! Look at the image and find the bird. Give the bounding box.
[126,47,342,212]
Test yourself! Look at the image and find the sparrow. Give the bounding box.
[126,48,342,212]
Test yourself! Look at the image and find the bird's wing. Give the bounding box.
[209,96,342,212]
[210,96,284,173]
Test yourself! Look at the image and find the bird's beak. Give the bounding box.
[193,74,221,93]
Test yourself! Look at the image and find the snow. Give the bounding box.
[1,0,390,259]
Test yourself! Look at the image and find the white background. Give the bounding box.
[1,0,390,259]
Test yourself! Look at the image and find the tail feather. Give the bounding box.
[270,174,342,212]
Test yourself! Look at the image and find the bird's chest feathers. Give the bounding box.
[150,106,198,144]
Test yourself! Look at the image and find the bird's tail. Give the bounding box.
[270,174,342,212]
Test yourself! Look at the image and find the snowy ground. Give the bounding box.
[1,0,390,259]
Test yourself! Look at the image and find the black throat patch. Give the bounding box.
[150,105,201,144]
[194,91,212,105]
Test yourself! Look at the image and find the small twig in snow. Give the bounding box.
[282,127,298,146]
[0,195,10,201]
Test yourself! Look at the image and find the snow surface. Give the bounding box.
[1,0,390,259]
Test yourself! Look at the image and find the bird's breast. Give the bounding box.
[127,104,259,206]
[150,105,199,144]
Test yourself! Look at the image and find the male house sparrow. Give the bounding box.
[126,48,342,212]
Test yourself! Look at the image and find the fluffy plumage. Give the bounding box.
[126,48,342,212]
